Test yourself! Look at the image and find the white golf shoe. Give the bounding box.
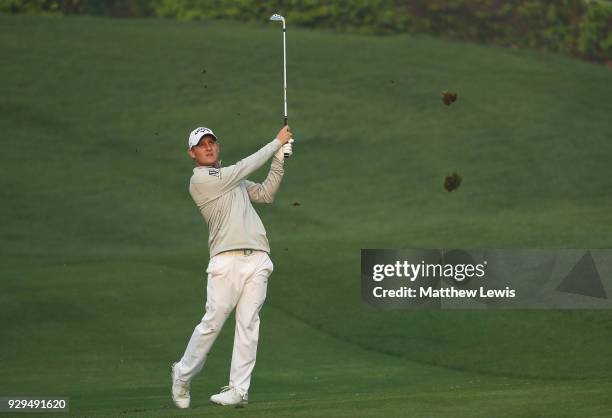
[171,363,190,409]
[210,386,248,406]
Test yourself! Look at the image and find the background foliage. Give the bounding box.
[1,0,611,62]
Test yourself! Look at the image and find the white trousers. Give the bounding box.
[175,250,272,393]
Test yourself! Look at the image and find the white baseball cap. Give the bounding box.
[188,127,218,148]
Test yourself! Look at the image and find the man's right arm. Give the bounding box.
[218,138,282,192]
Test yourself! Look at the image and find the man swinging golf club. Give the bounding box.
[171,125,293,408]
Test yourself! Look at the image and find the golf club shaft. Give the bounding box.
[283,22,287,125]
[282,21,291,157]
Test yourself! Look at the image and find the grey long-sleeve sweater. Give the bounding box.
[189,138,284,258]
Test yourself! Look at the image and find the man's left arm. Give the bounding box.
[244,148,285,203]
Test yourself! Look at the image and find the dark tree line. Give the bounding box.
[2,0,610,62]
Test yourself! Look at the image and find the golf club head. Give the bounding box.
[269,13,285,23]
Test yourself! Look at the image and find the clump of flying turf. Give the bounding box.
[444,172,463,191]
[441,91,458,106]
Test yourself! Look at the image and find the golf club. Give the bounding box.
[270,13,293,158]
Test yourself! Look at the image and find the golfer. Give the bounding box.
[171,125,293,408]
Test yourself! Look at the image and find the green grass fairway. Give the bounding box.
[2,14,612,417]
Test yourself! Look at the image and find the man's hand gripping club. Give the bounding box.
[275,125,294,159]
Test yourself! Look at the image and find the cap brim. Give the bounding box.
[190,133,217,148]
